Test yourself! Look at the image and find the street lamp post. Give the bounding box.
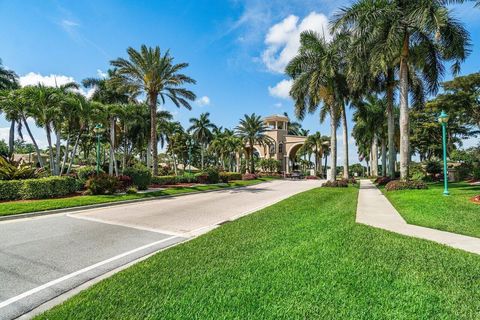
[438,110,450,196]
[93,124,105,175]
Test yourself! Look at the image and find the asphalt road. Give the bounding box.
[0,179,322,319]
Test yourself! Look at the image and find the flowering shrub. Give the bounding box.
[374,176,392,186]
[306,175,319,180]
[85,174,120,195]
[385,180,428,191]
[322,180,348,188]
[219,172,242,182]
[117,175,133,191]
[242,173,257,180]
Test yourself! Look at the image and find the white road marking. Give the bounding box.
[0,235,179,309]
[66,213,184,237]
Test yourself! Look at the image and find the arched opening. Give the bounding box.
[286,143,305,174]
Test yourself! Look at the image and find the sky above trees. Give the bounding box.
[0,0,479,163]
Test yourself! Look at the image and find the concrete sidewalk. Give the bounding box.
[357,180,480,255]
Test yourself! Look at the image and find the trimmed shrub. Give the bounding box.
[123,165,151,190]
[151,175,176,185]
[117,175,133,191]
[305,175,319,180]
[126,186,138,194]
[0,180,24,200]
[0,176,79,200]
[77,166,103,184]
[242,173,258,181]
[219,172,242,182]
[175,173,198,184]
[85,174,119,195]
[425,160,442,175]
[197,167,220,184]
[385,180,428,191]
[322,180,348,188]
[374,176,392,186]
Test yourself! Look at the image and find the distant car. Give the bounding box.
[291,171,303,179]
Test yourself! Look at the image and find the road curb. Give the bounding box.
[0,180,275,222]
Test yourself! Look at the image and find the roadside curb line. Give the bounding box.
[0,180,276,222]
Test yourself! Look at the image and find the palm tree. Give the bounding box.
[304,132,329,176]
[236,113,273,173]
[334,0,471,179]
[0,61,20,155]
[286,31,349,181]
[110,45,196,175]
[352,95,387,177]
[188,112,216,170]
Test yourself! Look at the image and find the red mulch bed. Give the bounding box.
[470,195,480,204]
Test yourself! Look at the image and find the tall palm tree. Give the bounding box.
[188,112,216,170]
[334,0,471,179]
[0,60,20,155]
[352,95,387,177]
[236,113,273,173]
[110,45,196,175]
[286,31,349,181]
[304,132,329,176]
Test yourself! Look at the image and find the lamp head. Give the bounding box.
[93,124,105,134]
[438,110,449,124]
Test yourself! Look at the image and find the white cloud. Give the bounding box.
[19,72,94,98]
[196,96,211,106]
[61,19,79,28]
[96,69,107,78]
[262,12,331,73]
[274,102,283,108]
[268,79,292,99]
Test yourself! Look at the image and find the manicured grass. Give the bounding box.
[37,187,479,319]
[0,178,273,217]
[382,182,480,238]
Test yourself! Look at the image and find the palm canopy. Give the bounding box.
[188,112,216,145]
[333,0,471,179]
[235,113,273,173]
[0,60,19,90]
[188,112,216,170]
[286,31,349,180]
[110,45,196,175]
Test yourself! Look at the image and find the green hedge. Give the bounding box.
[123,166,151,190]
[219,172,242,182]
[0,176,79,201]
[0,180,24,200]
[151,174,199,186]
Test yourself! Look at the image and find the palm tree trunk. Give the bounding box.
[45,126,54,174]
[386,68,396,179]
[329,106,337,182]
[201,145,205,170]
[109,117,115,175]
[22,116,44,167]
[146,139,152,169]
[381,138,387,177]
[371,134,378,177]
[8,120,15,155]
[60,133,70,175]
[324,154,328,177]
[53,130,61,175]
[123,123,127,173]
[149,94,159,175]
[341,104,349,179]
[399,33,410,180]
[67,130,82,174]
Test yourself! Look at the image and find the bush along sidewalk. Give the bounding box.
[0,176,80,201]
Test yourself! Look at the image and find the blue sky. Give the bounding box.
[0,0,479,164]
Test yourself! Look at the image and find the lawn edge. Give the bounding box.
[0,179,275,222]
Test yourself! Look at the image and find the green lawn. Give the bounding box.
[0,178,273,217]
[37,187,479,319]
[383,182,480,238]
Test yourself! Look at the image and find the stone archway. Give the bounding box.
[285,142,304,174]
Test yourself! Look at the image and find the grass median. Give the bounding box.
[382,182,480,238]
[37,187,479,319]
[0,178,274,217]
